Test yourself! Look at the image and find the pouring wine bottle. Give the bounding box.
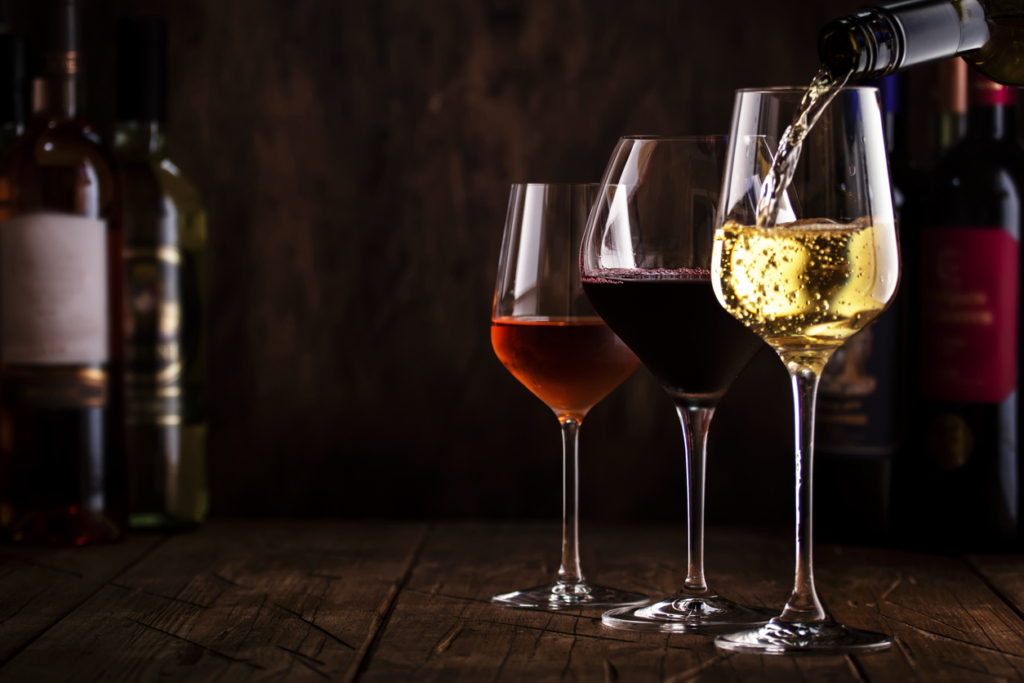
[0,0,127,544]
[115,17,209,530]
[819,0,1024,86]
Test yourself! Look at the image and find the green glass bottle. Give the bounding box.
[114,17,209,530]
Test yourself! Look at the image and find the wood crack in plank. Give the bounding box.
[936,655,1019,679]
[237,593,268,648]
[277,645,326,667]
[211,572,245,588]
[0,535,169,669]
[402,586,527,608]
[309,573,331,659]
[663,653,732,683]
[892,635,920,672]
[965,557,1024,628]
[951,590,1002,651]
[531,614,552,655]
[0,596,34,627]
[108,582,211,610]
[277,644,330,679]
[558,636,576,682]
[880,574,902,602]
[126,617,267,669]
[884,600,969,634]
[0,557,85,580]
[845,653,868,683]
[880,613,1024,659]
[267,599,356,650]
[342,523,432,683]
[402,586,614,625]
[603,658,618,683]
[430,621,464,656]
[455,616,644,646]
[492,626,516,683]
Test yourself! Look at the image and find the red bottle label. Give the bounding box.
[920,227,1019,402]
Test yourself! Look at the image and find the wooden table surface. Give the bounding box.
[1,521,1022,682]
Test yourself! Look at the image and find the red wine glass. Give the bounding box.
[580,136,776,632]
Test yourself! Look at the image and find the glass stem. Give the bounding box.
[677,405,715,594]
[557,417,585,585]
[779,361,828,623]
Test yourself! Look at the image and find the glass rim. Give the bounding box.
[509,182,600,188]
[617,134,727,141]
[734,85,879,94]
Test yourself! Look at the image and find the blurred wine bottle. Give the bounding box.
[0,33,28,155]
[115,17,209,531]
[0,0,127,544]
[896,70,1024,552]
[815,73,924,546]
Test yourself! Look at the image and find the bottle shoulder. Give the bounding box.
[156,158,203,209]
[0,118,121,220]
[924,137,1024,230]
[117,152,206,248]
[1,119,118,174]
[931,137,1024,182]
[116,153,203,210]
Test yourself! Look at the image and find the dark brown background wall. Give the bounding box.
[9,0,865,522]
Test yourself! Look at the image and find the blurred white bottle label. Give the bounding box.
[0,213,108,364]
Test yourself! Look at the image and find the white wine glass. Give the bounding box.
[711,88,899,653]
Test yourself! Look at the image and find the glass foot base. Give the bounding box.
[602,591,776,633]
[491,581,648,611]
[714,617,892,654]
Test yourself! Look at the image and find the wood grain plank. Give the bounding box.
[0,535,161,666]
[360,524,1024,682]
[825,546,1024,682]
[0,521,426,682]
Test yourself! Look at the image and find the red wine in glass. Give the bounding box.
[581,272,763,406]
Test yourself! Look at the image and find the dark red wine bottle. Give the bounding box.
[900,70,1024,552]
[814,74,924,545]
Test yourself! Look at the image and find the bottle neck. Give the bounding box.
[819,0,989,79]
[113,120,167,158]
[966,73,1017,140]
[32,75,79,120]
[967,105,1015,141]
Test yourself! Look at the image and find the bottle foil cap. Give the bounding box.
[969,69,1016,107]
